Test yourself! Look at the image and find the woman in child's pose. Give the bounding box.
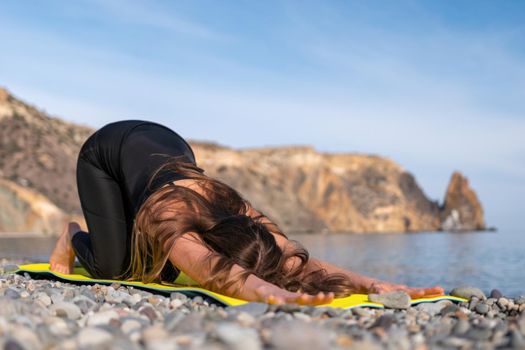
[50,120,444,305]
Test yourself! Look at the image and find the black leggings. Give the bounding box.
[72,120,195,279]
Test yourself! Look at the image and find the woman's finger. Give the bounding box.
[268,295,286,305]
[373,285,388,294]
[291,293,327,306]
[407,288,426,299]
[407,286,445,299]
[423,286,445,297]
[321,292,334,304]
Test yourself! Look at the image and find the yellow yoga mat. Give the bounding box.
[15,263,466,309]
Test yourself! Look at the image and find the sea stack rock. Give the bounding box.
[441,172,485,231]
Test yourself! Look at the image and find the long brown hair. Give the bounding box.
[125,156,353,297]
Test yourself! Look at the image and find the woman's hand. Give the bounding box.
[369,281,444,299]
[255,285,334,305]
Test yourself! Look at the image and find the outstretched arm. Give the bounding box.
[303,257,444,298]
[245,203,444,298]
[168,232,334,305]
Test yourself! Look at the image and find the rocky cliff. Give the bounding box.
[0,178,67,235]
[193,144,442,233]
[0,87,93,214]
[441,172,485,231]
[0,87,487,235]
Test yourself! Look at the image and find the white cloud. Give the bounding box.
[60,0,231,41]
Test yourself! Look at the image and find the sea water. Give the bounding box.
[291,229,524,297]
[1,230,523,297]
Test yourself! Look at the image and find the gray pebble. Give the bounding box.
[517,315,525,334]
[227,302,268,317]
[34,292,51,307]
[465,327,492,341]
[80,289,96,301]
[489,289,503,299]
[4,288,21,299]
[76,327,113,348]
[50,293,64,304]
[352,307,375,317]
[139,305,158,321]
[164,311,186,331]
[269,321,333,350]
[216,323,261,350]
[87,309,120,326]
[62,288,75,301]
[169,298,184,309]
[370,314,395,330]
[416,302,447,316]
[440,304,460,316]
[497,297,509,309]
[173,313,203,333]
[510,329,525,349]
[192,296,204,303]
[271,304,304,313]
[453,319,470,335]
[450,286,486,300]
[440,336,472,348]
[141,324,171,350]
[292,312,311,323]
[3,339,24,350]
[236,311,256,326]
[104,289,127,304]
[475,303,489,315]
[72,295,98,313]
[170,292,188,302]
[0,297,20,318]
[468,297,479,310]
[50,302,82,320]
[2,264,19,273]
[310,307,341,318]
[121,319,143,335]
[479,318,498,329]
[125,292,142,307]
[368,291,411,309]
[8,326,41,349]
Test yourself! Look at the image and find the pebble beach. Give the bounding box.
[1,260,525,349]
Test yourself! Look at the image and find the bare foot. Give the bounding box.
[50,222,81,274]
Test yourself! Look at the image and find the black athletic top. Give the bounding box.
[82,119,196,214]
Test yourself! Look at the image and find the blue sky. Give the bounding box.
[1,1,524,230]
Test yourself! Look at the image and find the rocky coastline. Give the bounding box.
[0,87,488,235]
[1,259,524,350]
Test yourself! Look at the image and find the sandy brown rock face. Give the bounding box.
[0,87,93,215]
[441,172,485,231]
[0,178,67,235]
[192,144,441,233]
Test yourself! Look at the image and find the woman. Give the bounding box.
[50,120,444,305]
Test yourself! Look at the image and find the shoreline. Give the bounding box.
[0,228,499,239]
[1,260,525,349]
